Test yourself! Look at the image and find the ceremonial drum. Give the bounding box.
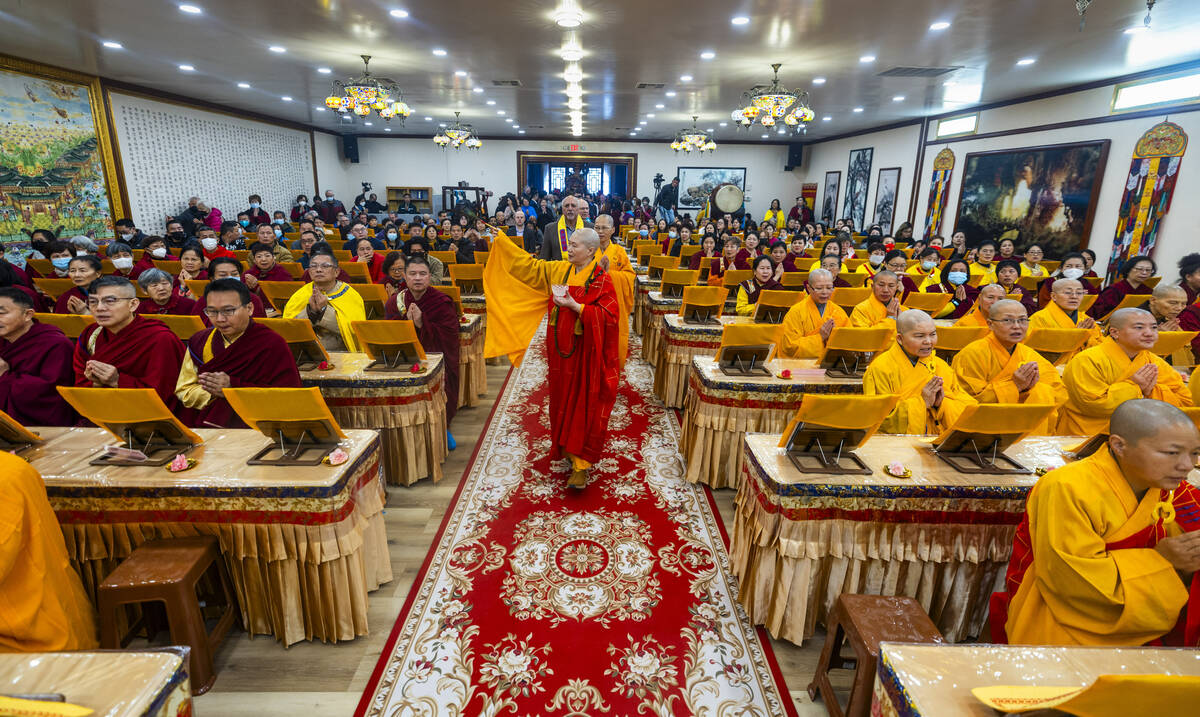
[710,183,745,219]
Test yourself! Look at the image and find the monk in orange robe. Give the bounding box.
[954,283,1006,327]
[849,270,908,328]
[1027,278,1103,363]
[776,268,849,359]
[483,228,619,488]
[594,214,634,367]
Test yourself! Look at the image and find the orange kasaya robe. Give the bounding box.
[849,294,908,329]
[953,302,990,328]
[863,341,976,435]
[1028,300,1103,363]
[602,241,635,367]
[951,333,1067,435]
[1059,337,1193,436]
[992,445,1200,647]
[776,294,849,359]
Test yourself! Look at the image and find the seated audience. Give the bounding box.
[819,254,851,288]
[734,256,783,316]
[218,221,246,251]
[106,242,137,279]
[271,211,294,233]
[1019,243,1047,278]
[856,242,887,279]
[926,258,978,320]
[776,268,848,359]
[381,252,406,294]
[164,219,190,250]
[137,268,197,316]
[192,258,268,326]
[850,271,907,328]
[995,259,1037,315]
[55,255,103,315]
[244,241,293,302]
[355,237,385,282]
[1177,252,1200,305]
[46,241,73,278]
[283,251,365,352]
[706,237,741,287]
[174,243,209,290]
[1029,277,1104,362]
[969,239,999,284]
[129,236,175,279]
[0,261,43,312]
[404,238,445,285]
[1089,256,1154,319]
[386,256,460,428]
[909,248,942,289]
[114,217,147,247]
[733,232,762,270]
[882,249,919,301]
[243,194,270,228]
[253,223,294,263]
[0,287,76,425]
[955,283,1007,327]
[342,222,383,252]
[1138,283,1187,330]
[689,234,718,272]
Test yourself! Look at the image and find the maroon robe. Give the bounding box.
[73,315,185,408]
[898,274,920,303]
[708,256,739,283]
[191,293,267,327]
[380,276,405,292]
[178,320,301,428]
[733,247,763,271]
[385,286,461,422]
[1089,278,1151,319]
[129,253,178,281]
[137,291,197,316]
[926,281,979,319]
[1180,280,1198,306]
[0,321,76,425]
[738,277,784,306]
[53,286,89,315]
[688,251,717,271]
[999,282,1038,316]
[1178,303,1200,362]
[246,264,293,283]
[173,270,208,293]
[782,253,810,272]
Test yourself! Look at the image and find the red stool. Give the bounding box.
[807,594,944,717]
[97,536,238,695]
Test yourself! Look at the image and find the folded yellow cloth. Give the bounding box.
[972,674,1200,715]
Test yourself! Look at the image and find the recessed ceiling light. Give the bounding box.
[629,132,637,136]
[424,116,432,121]
[892,95,905,102]
[647,113,655,118]
[553,2,584,28]
[237,82,250,88]
[518,130,526,134]
[281,96,292,102]
[178,4,202,14]
[719,122,727,127]
[700,51,716,60]
[384,127,392,131]
[364,121,373,126]
[102,41,123,49]
[178,64,195,72]
[812,77,826,85]
[777,129,786,134]
[563,63,584,82]
[853,106,864,112]
[505,118,513,123]
[929,21,951,31]
[315,107,325,112]
[665,91,676,97]
[269,46,286,53]
[439,123,447,127]
[432,48,447,56]
[497,110,506,115]
[706,127,714,132]
[486,99,496,105]
[317,67,332,74]
[1124,25,1150,34]
[639,120,647,125]
[455,70,467,77]
[655,103,665,109]
[389,8,409,18]
[859,55,876,63]
[761,133,768,138]
[1017,57,1036,66]
[822,116,832,121]
[472,87,484,93]
[731,15,750,25]
[513,124,520,128]
[680,74,693,82]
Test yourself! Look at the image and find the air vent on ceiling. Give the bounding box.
[877,66,960,78]
[635,82,665,90]
[492,79,522,87]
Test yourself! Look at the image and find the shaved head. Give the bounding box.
[1110,399,1197,445]
[897,308,934,334]
[1153,284,1186,300]
[979,283,1006,300]
[1051,278,1083,294]
[988,298,1026,319]
[807,268,832,283]
[1107,399,1200,493]
[1108,307,1153,330]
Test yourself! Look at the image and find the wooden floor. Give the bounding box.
[196,360,850,716]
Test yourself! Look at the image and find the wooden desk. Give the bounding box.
[680,357,862,489]
[30,427,389,646]
[633,274,660,336]
[0,649,193,716]
[731,433,1085,645]
[301,352,447,486]
[873,643,1200,716]
[653,314,753,409]
[458,313,486,408]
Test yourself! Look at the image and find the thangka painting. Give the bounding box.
[872,167,902,234]
[821,171,840,224]
[0,57,123,258]
[955,140,1110,257]
[842,147,873,230]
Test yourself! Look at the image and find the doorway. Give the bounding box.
[517,151,638,199]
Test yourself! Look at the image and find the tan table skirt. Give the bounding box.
[458,318,486,408]
[654,336,720,409]
[682,397,797,490]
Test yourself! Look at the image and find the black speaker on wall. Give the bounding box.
[342,135,360,164]
[784,142,804,171]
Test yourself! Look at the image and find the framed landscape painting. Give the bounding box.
[821,171,840,224]
[954,140,1111,256]
[872,167,902,234]
[843,147,873,230]
[676,166,746,211]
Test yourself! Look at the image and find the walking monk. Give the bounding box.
[484,227,619,488]
[593,214,634,366]
[993,399,1200,646]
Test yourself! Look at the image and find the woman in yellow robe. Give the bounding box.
[282,256,365,351]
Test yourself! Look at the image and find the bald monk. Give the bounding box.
[1059,308,1193,435]
[996,399,1200,646]
[954,283,1006,327]
[849,270,908,328]
[1028,278,1103,362]
[73,276,185,408]
[1139,284,1192,365]
[776,268,849,359]
[0,288,76,425]
[863,309,977,434]
[952,299,1067,435]
[594,214,635,367]
[0,451,97,651]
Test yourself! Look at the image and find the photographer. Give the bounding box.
[654,176,679,223]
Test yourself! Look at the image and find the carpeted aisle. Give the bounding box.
[356,328,796,716]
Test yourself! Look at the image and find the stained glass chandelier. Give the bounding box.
[669,116,716,154]
[433,112,482,150]
[324,55,413,123]
[731,63,815,134]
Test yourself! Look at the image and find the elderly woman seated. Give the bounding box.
[136,268,197,315]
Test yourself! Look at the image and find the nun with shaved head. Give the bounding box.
[995,399,1200,647]
[1059,307,1193,435]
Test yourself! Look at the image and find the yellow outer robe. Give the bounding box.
[1028,301,1103,363]
[776,295,849,359]
[1059,337,1193,436]
[970,261,997,285]
[602,241,635,367]
[283,281,365,352]
[954,303,989,327]
[482,232,602,366]
[1006,445,1189,646]
[849,294,908,329]
[0,452,97,652]
[863,342,977,434]
[1019,262,1047,278]
[951,334,1067,434]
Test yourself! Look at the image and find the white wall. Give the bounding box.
[313,137,801,219]
[109,92,314,233]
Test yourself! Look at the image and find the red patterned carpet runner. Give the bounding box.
[357,330,795,716]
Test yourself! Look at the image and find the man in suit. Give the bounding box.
[538,195,592,260]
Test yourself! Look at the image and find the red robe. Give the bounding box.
[137,292,197,316]
[1089,279,1150,319]
[73,315,185,408]
[545,264,619,465]
[0,322,76,425]
[385,286,461,422]
[1177,304,1200,362]
[357,254,386,283]
[192,293,267,327]
[178,321,301,428]
[688,251,717,271]
[926,281,979,319]
[129,253,178,281]
[53,286,89,315]
[246,264,293,283]
[733,247,763,271]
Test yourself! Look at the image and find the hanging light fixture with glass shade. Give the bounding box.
[669,116,717,154]
[324,55,413,123]
[732,63,815,135]
[432,111,482,150]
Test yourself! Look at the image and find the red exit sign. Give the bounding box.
[563,144,584,151]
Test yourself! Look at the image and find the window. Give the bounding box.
[550,166,567,192]
[935,113,978,139]
[585,167,602,194]
[1112,71,1200,113]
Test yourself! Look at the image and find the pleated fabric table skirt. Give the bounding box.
[458,314,487,408]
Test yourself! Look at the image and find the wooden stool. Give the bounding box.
[97,536,238,695]
[807,594,944,717]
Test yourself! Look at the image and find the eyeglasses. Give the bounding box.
[203,305,249,318]
[86,296,134,308]
[309,263,336,270]
[988,317,1030,326]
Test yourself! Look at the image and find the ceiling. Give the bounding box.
[5,0,1200,143]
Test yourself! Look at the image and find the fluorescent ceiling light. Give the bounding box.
[318,67,332,74]
[731,16,750,25]
[929,21,951,31]
[700,51,715,60]
[665,91,676,97]
[455,70,467,77]
[486,99,496,105]
[761,133,768,138]
[859,55,876,63]
[281,96,292,102]
[812,77,826,85]
[269,46,286,53]
[237,82,250,88]
[384,128,392,131]
[497,110,506,115]
[315,107,325,112]
[432,48,447,56]
[472,87,484,93]
[655,103,665,109]
[852,107,864,112]
[424,116,432,121]
[519,130,526,134]
[822,116,832,121]
[936,113,978,137]
[680,74,693,82]
[389,9,409,18]
[1113,72,1200,111]
[646,113,655,118]
[719,122,727,127]
[1016,57,1036,66]
[892,95,905,102]
[178,4,202,14]
[178,64,195,71]
[102,41,123,49]
[364,121,372,126]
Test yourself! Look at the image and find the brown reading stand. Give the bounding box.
[930,403,1056,474]
[1022,328,1091,366]
[646,255,678,281]
[777,394,899,475]
[816,326,894,379]
[659,268,699,299]
[57,387,201,467]
[753,290,802,324]
[258,317,332,371]
[715,344,773,377]
[350,320,427,371]
[224,387,346,466]
[0,410,43,454]
[449,264,484,295]
[678,285,725,326]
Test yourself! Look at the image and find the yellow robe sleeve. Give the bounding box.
[777,302,821,359]
[864,350,931,434]
[604,243,635,367]
[327,285,366,351]
[1062,350,1144,422]
[1149,354,1193,408]
[482,232,565,365]
[174,352,213,409]
[734,286,755,316]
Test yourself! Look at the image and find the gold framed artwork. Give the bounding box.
[0,54,124,254]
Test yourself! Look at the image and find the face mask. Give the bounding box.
[169,231,186,241]
[921,260,938,271]
[150,247,167,259]
[76,250,88,257]
[201,237,219,251]
[51,257,71,270]
[868,254,884,266]
[112,256,134,270]
[274,228,283,238]
[947,271,968,286]
[326,195,335,201]
[668,231,677,239]
[1062,267,1084,280]
[387,232,398,241]
[120,232,134,240]
[639,229,649,237]
[240,220,250,227]
[273,218,284,225]
[298,200,308,206]
[250,202,261,209]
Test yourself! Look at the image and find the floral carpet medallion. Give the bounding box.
[357,329,795,717]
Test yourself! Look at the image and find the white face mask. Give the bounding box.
[112,256,134,270]
[120,232,134,240]
[1062,267,1084,280]
[150,247,167,258]
[76,250,88,257]
[201,237,219,251]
